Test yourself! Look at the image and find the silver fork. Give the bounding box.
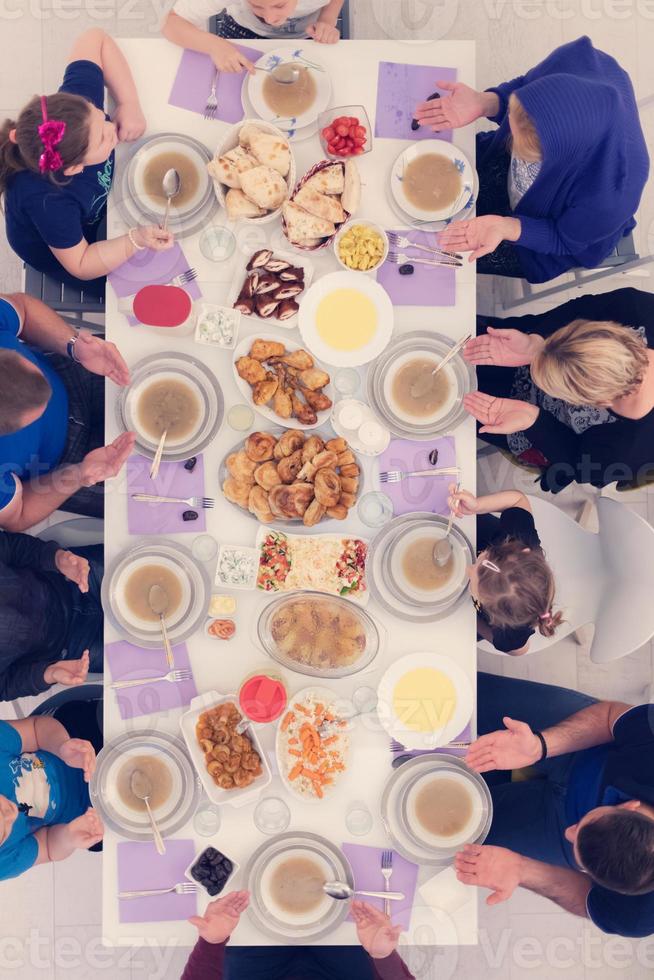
[169,268,198,287]
[381,850,394,918]
[387,232,461,261]
[119,881,197,900]
[132,494,214,509]
[379,466,460,484]
[111,668,192,690]
[204,70,219,120]
[388,251,462,269]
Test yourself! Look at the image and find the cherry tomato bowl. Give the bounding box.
[318,105,373,160]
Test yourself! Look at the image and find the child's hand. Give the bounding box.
[306,21,340,43]
[113,101,146,142]
[448,484,478,517]
[55,549,90,592]
[58,737,97,783]
[133,226,175,252]
[68,808,104,850]
[44,651,90,689]
[211,37,255,73]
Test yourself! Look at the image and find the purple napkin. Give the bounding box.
[374,63,456,142]
[169,46,263,122]
[342,843,418,931]
[377,437,456,517]
[108,243,202,326]
[126,453,207,535]
[377,230,455,307]
[118,840,197,923]
[105,640,197,720]
[390,722,472,761]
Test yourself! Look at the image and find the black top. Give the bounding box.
[0,532,71,700]
[476,507,542,654]
[482,287,654,492]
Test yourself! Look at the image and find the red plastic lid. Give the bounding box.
[133,284,192,327]
[239,674,288,724]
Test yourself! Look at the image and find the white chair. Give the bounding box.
[36,515,103,548]
[478,495,654,663]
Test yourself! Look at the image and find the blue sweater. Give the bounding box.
[477,37,649,283]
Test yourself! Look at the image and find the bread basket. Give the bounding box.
[281,159,356,251]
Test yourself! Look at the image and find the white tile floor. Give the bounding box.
[1,1,654,976]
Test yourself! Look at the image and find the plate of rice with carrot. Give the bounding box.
[276,687,349,802]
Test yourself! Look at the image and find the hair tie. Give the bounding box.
[481,559,501,573]
[38,95,66,174]
[539,611,553,621]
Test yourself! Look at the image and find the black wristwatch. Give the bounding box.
[66,332,80,362]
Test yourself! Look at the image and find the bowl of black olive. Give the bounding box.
[185,846,239,897]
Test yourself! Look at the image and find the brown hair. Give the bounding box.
[0,351,52,435]
[477,537,562,638]
[577,810,654,895]
[508,93,542,163]
[0,94,92,204]
[531,318,650,407]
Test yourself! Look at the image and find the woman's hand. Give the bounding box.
[43,651,90,689]
[68,808,104,850]
[464,328,543,368]
[438,216,521,262]
[306,20,340,43]
[352,900,402,959]
[455,845,523,905]
[447,485,478,517]
[58,737,97,783]
[73,332,131,386]
[211,38,255,73]
[413,81,496,132]
[465,716,543,773]
[464,392,539,435]
[79,432,136,487]
[55,550,89,592]
[112,101,146,142]
[132,226,175,252]
[188,891,250,944]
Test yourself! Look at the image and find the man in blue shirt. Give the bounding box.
[455,673,654,938]
[0,292,134,530]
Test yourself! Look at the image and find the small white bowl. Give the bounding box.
[185,846,240,898]
[333,221,389,274]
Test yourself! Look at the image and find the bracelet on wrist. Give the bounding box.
[533,730,548,762]
[128,227,145,251]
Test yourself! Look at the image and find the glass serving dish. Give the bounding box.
[102,538,211,648]
[367,331,476,439]
[256,591,383,678]
[89,729,200,841]
[245,832,354,943]
[117,351,224,463]
[317,105,373,159]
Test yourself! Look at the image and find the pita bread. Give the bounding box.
[208,146,258,188]
[341,159,361,215]
[240,165,288,210]
[225,188,266,220]
[294,185,345,224]
[248,130,291,177]
[283,201,335,240]
[302,164,344,196]
[239,123,265,147]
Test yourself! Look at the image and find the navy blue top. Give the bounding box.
[5,60,114,287]
[477,37,649,283]
[0,297,69,512]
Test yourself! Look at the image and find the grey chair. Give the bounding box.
[209,0,350,39]
[23,263,105,331]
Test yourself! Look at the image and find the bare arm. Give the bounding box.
[519,857,592,918]
[51,233,138,282]
[473,490,531,515]
[162,12,255,73]
[316,0,345,26]
[7,716,70,755]
[542,701,631,757]
[4,293,74,353]
[68,29,142,119]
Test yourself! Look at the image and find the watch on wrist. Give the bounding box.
[66,332,80,362]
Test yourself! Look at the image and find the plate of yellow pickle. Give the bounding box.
[333,222,389,273]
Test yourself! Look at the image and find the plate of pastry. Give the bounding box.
[281,159,360,251]
[229,248,314,329]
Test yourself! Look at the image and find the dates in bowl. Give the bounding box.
[187,846,237,897]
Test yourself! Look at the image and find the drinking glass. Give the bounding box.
[254,796,291,835]
[199,225,236,262]
[345,800,373,836]
[193,803,222,837]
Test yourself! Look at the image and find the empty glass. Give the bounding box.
[193,803,222,837]
[199,225,236,262]
[192,534,218,562]
[227,404,255,431]
[346,800,373,836]
[358,491,393,528]
[254,796,291,835]
[334,367,360,397]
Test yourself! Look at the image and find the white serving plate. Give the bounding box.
[390,141,474,223]
[227,248,314,331]
[246,47,331,133]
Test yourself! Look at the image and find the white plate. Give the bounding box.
[179,691,272,808]
[246,47,331,133]
[232,332,333,430]
[241,83,318,143]
[127,133,214,222]
[390,141,474,223]
[298,271,394,368]
[404,769,486,849]
[383,350,459,428]
[377,652,473,751]
[227,249,314,331]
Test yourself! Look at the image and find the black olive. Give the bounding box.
[184,456,197,472]
[428,449,439,465]
[399,264,414,275]
[182,510,198,521]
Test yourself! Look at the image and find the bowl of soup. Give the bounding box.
[388,523,467,606]
[403,769,487,849]
[390,141,474,223]
[246,47,331,132]
[129,134,213,223]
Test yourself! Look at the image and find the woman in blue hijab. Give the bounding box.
[415,37,649,283]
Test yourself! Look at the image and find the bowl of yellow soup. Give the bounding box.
[298,271,394,368]
[333,222,388,274]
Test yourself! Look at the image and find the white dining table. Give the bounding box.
[103,37,478,950]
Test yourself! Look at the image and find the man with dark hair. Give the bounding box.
[454,674,654,938]
[0,292,134,530]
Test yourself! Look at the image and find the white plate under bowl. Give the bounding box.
[390,141,474,223]
[383,350,458,428]
[403,768,486,850]
[298,271,394,368]
[129,135,211,220]
[246,47,331,132]
[232,332,333,430]
[377,651,474,751]
[388,524,468,605]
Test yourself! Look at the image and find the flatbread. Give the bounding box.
[294,185,345,224]
[302,164,344,196]
[240,165,288,210]
[239,123,265,147]
[208,146,258,188]
[248,130,291,177]
[341,159,361,215]
[225,188,266,220]
[283,201,335,240]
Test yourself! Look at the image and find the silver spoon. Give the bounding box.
[410,334,472,400]
[161,168,181,232]
[148,584,175,670]
[433,481,460,568]
[149,428,168,482]
[130,768,166,856]
[254,62,302,85]
[324,880,405,902]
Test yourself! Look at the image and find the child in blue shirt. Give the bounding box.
[0,29,173,290]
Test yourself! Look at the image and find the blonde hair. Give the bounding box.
[531,318,649,407]
[508,93,542,162]
[478,538,562,639]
